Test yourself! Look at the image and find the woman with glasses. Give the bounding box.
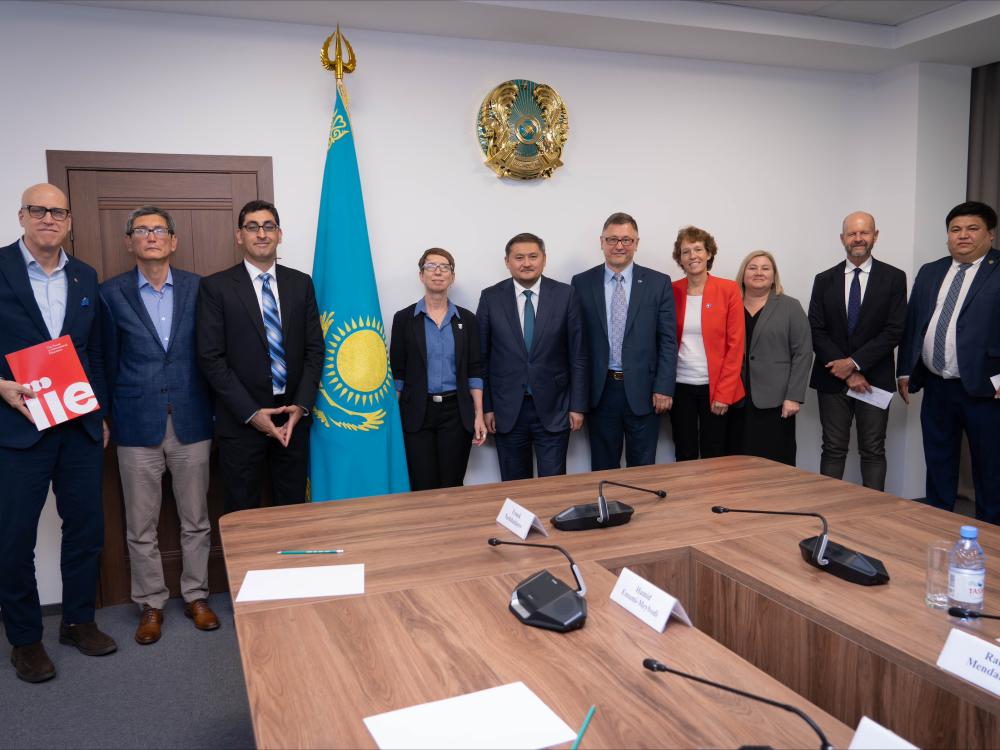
[390,248,487,490]
[670,226,745,460]
[728,250,812,465]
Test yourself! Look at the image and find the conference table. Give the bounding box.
[220,456,1000,748]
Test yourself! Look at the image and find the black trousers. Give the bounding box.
[670,382,729,461]
[218,395,309,512]
[402,396,473,491]
[728,399,797,466]
[817,390,889,490]
[0,421,103,646]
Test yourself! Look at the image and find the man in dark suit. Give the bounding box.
[572,212,676,470]
[898,201,1000,522]
[0,183,116,683]
[808,211,907,490]
[197,200,323,512]
[101,206,218,646]
[477,232,587,480]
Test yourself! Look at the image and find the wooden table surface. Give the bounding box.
[220,456,1000,748]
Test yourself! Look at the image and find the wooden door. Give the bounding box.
[47,150,274,606]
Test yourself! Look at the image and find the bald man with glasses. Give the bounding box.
[0,183,115,683]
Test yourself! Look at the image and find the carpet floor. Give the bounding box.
[0,593,254,749]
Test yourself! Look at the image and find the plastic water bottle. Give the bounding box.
[948,525,986,613]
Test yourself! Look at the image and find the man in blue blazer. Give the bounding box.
[897,201,1000,523]
[477,232,587,480]
[0,184,115,683]
[572,212,677,470]
[101,206,218,646]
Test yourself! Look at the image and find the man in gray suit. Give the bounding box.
[572,212,677,470]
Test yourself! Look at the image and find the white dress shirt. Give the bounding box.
[513,277,542,334]
[920,255,985,379]
[843,256,873,309]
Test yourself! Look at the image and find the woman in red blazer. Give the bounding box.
[670,226,745,460]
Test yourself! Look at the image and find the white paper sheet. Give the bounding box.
[363,681,577,750]
[845,385,893,410]
[234,563,364,602]
[991,373,1000,392]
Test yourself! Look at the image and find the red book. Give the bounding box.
[5,335,100,431]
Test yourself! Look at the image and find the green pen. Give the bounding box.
[570,705,596,750]
[277,549,345,555]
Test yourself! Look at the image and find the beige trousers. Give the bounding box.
[117,416,212,609]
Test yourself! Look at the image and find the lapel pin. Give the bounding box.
[80,297,90,307]
[457,322,463,329]
[705,303,712,309]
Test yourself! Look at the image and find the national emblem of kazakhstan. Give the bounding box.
[477,79,569,180]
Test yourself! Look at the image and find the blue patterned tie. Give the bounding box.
[523,290,535,354]
[846,267,861,335]
[932,263,972,372]
[260,273,287,392]
[610,273,626,364]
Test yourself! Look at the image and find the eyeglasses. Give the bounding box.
[602,236,635,248]
[421,262,453,273]
[241,222,279,234]
[22,205,70,221]
[129,226,172,238]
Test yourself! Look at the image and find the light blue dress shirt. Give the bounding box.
[19,238,68,339]
[137,267,174,351]
[604,263,633,371]
[394,298,484,393]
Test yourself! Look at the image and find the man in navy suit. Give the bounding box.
[477,232,587,480]
[898,201,1000,522]
[572,212,676,470]
[809,211,907,491]
[101,206,218,646]
[0,183,116,683]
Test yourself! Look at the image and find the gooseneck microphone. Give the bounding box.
[642,658,833,750]
[948,607,1000,620]
[711,506,889,586]
[487,538,587,632]
[552,479,667,531]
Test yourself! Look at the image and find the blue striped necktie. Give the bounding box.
[260,273,287,392]
[932,263,972,372]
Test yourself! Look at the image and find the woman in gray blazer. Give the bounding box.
[729,251,812,465]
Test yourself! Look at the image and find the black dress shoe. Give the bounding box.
[11,642,56,683]
[59,622,117,656]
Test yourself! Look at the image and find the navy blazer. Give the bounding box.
[809,258,907,393]
[0,240,106,449]
[898,248,1000,397]
[100,267,213,447]
[196,262,324,437]
[476,276,588,434]
[571,263,677,415]
[390,302,481,434]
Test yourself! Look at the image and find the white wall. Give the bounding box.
[0,2,970,604]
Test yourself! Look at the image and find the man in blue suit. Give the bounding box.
[477,232,587,480]
[572,212,677,470]
[897,201,1000,523]
[101,206,218,646]
[0,183,115,683]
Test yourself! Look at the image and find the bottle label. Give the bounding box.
[948,568,985,605]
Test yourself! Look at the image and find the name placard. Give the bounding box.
[936,627,1000,697]
[610,567,691,632]
[496,498,548,540]
[848,716,917,749]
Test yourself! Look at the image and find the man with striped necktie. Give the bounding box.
[898,201,1000,523]
[197,200,323,512]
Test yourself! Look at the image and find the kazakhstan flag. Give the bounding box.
[309,82,410,501]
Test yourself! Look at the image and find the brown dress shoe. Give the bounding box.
[184,599,220,631]
[135,605,163,645]
[11,642,56,683]
[58,621,117,656]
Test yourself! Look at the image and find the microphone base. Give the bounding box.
[799,535,890,586]
[508,569,587,632]
[551,501,634,531]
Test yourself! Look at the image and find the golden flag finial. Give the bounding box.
[321,24,356,82]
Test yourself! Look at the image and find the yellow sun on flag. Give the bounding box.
[325,315,392,406]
